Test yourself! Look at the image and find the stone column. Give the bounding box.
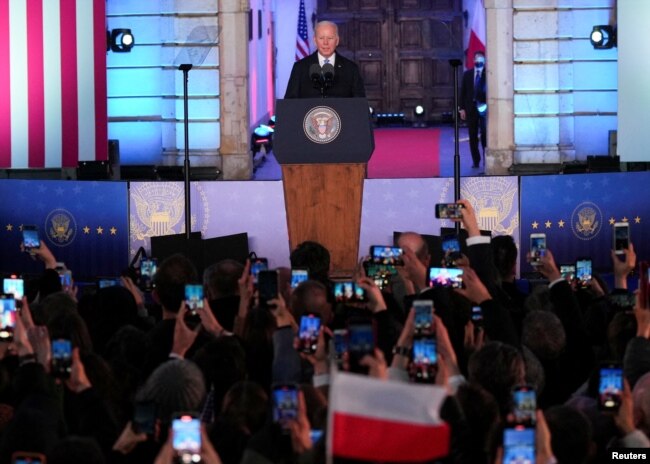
[219,0,253,179]
[484,0,514,175]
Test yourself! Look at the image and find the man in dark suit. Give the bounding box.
[284,21,366,99]
[460,51,487,168]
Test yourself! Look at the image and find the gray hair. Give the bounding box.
[314,20,338,37]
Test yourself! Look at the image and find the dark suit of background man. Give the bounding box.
[460,51,487,168]
[284,21,366,98]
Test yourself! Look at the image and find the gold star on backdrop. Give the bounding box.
[96,226,104,235]
[110,227,117,235]
[532,221,539,229]
[622,217,629,223]
[609,217,616,225]
[545,220,552,229]
[558,220,565,228]
[635,216,641,224]
[5,224,12,231]
[83,226,90,234]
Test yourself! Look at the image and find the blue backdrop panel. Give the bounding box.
[0,180,129,279]
[520,172,650,274]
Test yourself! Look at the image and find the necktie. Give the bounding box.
[324,58,329,66]
[474,71,481,93]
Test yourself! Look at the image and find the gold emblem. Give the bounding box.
[462,177,518,236]
[130,183,185,240]
[571,202,602,240]
[303,106,341,144]
[45,209,76,247]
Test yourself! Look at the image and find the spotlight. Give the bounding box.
[414,105,424,116]
[590,25,616,49]
[413,105,426,128]
[110,29,135,53]
[251,125,273,155]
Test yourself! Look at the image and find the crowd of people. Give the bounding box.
[1,199,649,464]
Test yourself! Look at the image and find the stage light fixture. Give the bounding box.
[110,29,135,53]
[267,115,276,130]
[413,105,426,128]
[590,25,616,49]
[414,105,424,116]
[251,125,273,154]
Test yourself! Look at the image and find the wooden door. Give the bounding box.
[317,0,463,121]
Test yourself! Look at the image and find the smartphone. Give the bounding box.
[576,258,592,288]
[613,222,630,255]
[250,258,269,285]
[363,262,391,290]
[639,261,649,309]
[172,413,201,462]
[21,226,40,250]
[471,305,483,327]
[3,277,24,308]
[59,270,72,291]
[559,264,575,282]
[51,339,72,379]
[333,281,367,303]
[333,329,348,360]
[97,277,121,289]
[370,246,404,266]
[428,267,463,288]
[290,268,309,289]
[598,363,623,411]
[529,233,546,266]
[258,270,279,308]
[411,337,437,384]
[441,235,462,267]
[184,284,203,330]
[502,426,536,464]
[0,295,16,342]
[413,300,434,336]
[435,203,463,219]
[139,258,157,292]
[298,314,322,354]
[347,319,375,374]
[272,384,298,432]
[512,385,536,426]
[133,400,157,436]
[11,452,46,464]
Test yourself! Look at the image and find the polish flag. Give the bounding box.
[327,372,450,462]
[0,0,107,169]
[466,0,486,69]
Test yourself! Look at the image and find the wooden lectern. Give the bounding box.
[274,98,374,272]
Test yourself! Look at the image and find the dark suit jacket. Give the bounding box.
[460,67,486,113]
[284,52,366,99]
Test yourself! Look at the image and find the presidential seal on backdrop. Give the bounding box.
[571,201,602,241]
[45,209,76,247]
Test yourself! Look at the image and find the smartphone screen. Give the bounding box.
[428,267,463,288]
[250,258,269,285]
[435,203,463,219]
[559,264,575,282]
[272,384,298,431]
[530,234,546,265]
[51,339,72,378]
[348,320,375,374]
[333,281,367,303]
[471,305,483,327]
[298,314,321,354]
[613,222,630,255]
[172,414,201,458]
[59,270,72,291]
[411,337,437,383]
[413,300,434,335]
[98,278,121,289]
[502,426,536,464]
[290,268,309,289]
[258,270,278,307]
[21,226,40,250]
[0,295,16,341]
[139,258,157,292]
[599,365,623,411]
[133,401,157,435]
[185,284,204,311]
[441,235,462,267]
[512,386,536,426]
[370,246,404,266]
[3,277,24,302]
[576,258,592,288]
[363,262,391,290]
[11,453,45,464]
[333,329,348,360]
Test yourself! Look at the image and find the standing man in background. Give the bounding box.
[460,51,487,169]
[284,21,366,99]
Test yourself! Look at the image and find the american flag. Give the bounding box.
[0,0,107,169]
[295,0,310,61]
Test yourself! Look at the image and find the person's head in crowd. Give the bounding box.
[137,359,206,425]
[564,395,616,464]
[47,436,105,464]
[522,346,546,395]
[522,310,566,361]
[0,408,61,463]
[397,232,430,267]
[37,269,63,302]
[523,285,554,314]
[39,292,93,353]
[455,383,501,462]
[607,311,636,362]
[291,280,332,325]
[203,259,244,300]
[468,341,525,416]
[491,235,518,283]
[33,291,77,325]
[544,406,593,464]
[632,372,650,437]
[290,241,331,283]
[220,381,269,435]
[153,253,198,316]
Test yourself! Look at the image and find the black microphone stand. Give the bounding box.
[178,64,193,239]
[449,59,462,234]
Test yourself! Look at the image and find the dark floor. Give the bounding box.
[253,125,484,180]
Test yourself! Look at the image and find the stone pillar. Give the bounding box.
[219,0,253,179]
[484,0,514,175]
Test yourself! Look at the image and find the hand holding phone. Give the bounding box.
[3,277,24,308]
[250,258,269,285]
[428,267,463,288]
[290,268,309,289]
[512,385,536,427]
[502,426,536,464]
[258,270,279,308]
[410,336,437,383]
[172,413,201,462]
[347,319,375,374]
[370,246,404,266]
[598,363,623,411]
[184,284,204,330]
[0,295,16,342]
[21,226,40,250]
[529,233,546,266]
[435,203,463,219]
[51,339,73,379]
[272,384,298,432]
[613,222,630,255]
[576,258,592,289]
[298,314,321,354]
[333,281,367,304]
[441,235,462,267]
[413,300,434,336]
[139,258,157,292]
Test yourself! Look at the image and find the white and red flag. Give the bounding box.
[466,0,486,69]
[327,372,450,462]
[0,0,107,168]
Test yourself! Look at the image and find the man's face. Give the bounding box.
[474,54,485,69]
[314,24,339,58]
